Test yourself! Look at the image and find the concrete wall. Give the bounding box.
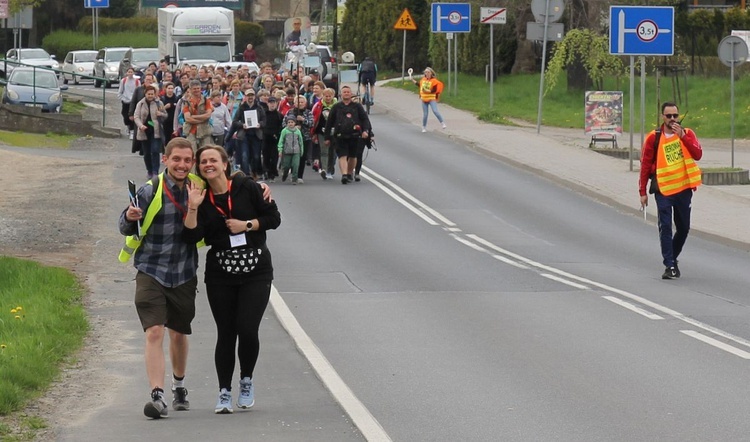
[0,104,120,138]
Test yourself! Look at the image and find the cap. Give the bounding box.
[310,69,319,75]
[285,115,297,123]
[267,96,277,103]
[244,89,255,95]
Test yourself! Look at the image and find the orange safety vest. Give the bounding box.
[418,77,443,102]
[655,131,701,196]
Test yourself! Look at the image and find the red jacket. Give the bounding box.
[639,124,702,196]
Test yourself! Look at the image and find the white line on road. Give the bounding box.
[270,285,392,441]
[361,171,438,225]
[602,296,664,320]
[680,330,750,359]
[540,273,590,290]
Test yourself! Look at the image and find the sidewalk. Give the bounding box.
[372,83,750,249]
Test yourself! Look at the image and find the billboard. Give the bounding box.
[584,91,623,135]
[141,0,243,10]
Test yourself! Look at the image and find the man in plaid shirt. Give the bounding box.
[119,138,199,419]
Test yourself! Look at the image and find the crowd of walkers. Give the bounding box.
[117,58,373,185]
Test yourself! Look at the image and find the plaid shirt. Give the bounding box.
[118,173,198,287]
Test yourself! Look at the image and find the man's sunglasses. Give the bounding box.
[663,113,680,119]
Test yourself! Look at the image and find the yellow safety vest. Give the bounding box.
[655,131,701,196]
[118,173,205,262]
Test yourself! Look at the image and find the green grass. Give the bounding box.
[0,257,88,416]
[61,99,87,116]
[0,130,77,148]
[387,71,750,139]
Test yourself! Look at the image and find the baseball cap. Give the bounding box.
[310,69,319,75]
[267,96,277,103]
[245,88,255,95]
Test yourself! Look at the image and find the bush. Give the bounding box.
[42,31,157,60]
[235,20,266,52]
[77,16,157,34]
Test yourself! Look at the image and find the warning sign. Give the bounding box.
[394,8,417,31]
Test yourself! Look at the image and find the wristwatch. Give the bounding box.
[246,220,253,231]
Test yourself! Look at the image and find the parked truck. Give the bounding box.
[158,7,235,65]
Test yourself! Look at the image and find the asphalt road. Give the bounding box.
[48,84,750,441]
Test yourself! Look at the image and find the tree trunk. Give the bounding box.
[567,57,591,91]
[511,3,537,74]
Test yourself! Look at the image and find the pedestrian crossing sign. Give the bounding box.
[394,8,417,31]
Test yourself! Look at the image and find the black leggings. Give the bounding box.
[206,280,271,390]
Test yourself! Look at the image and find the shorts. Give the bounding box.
[134,272,197,335]
[359,72,376,86]
[335,137,360,158]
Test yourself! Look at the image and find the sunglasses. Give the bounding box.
[663,113,680,119]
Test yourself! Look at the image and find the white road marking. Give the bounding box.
[362,167,456,226]
[602,296,663,320]
[680,330,750,359]
[270,285,392,441]
[362,166,750,358]
[541,273,590,290]
[362,172,438,225]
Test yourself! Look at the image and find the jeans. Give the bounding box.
[142,135,162,176]
[654,188,693,267]
[421,100,444,127]
[239,135,263,176]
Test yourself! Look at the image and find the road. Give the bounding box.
[49,83,750,441]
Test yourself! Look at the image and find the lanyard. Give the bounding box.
[163,180,188,219]
[208,180,233,218]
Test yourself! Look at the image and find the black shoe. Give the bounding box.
[320,170,327,179]
[282,169,289,182]
[674,261,681,278]
[172,386,190,411]
[354,174,361,182]
[662,266,678,279]
[341,175,348,184]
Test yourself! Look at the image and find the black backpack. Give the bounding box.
[336,104,361,138]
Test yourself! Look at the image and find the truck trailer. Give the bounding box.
[158,7,235,65]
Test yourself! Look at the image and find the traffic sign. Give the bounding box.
[394,8,417,31]
[526,22,564,42]
[609,6,674,56]
[531,0,564,23]
[431,3,471,33]
[84,0,109,8]
[718,35,748,67]
[480,7,506,25]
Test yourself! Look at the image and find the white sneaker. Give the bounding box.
[421,127,426,133]
[128,130,134,140]
[441,122,447,129]
[214,388,233,414]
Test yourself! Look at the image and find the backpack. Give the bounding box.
[335,104,361,138]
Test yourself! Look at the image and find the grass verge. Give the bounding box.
[0,130,77,149]
[386,71,750,139]
[0,256,88,438]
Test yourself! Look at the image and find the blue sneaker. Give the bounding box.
[214,388,233,414]
[238,377,255,409]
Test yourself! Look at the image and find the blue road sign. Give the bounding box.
[431,3,471,33]
[84,0,109,8]
[609,6,674,56]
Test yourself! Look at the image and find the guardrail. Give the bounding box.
[0,59,108,126]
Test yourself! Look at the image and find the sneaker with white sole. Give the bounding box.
[237,377,255,409]
[421,127,426,133]
[215,388,233,414]
[144,389,168,419]
[441,122,447,129]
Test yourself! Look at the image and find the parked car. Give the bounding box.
[118,47,160,80]
[93,47,130,88]
[62,50,97,85]
[300,45,337,89]
[0,48,60,78]
[1,67,67,113]
[216,61,260,74]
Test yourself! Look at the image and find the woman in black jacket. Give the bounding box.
[183,145,281,414]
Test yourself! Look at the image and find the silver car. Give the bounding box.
[1,48,60,78]
[1,67,67,113]
[118,48,160,80]
[62,50,97,85]
[93,47,130,88]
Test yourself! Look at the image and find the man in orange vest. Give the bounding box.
[639,102,702,279]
